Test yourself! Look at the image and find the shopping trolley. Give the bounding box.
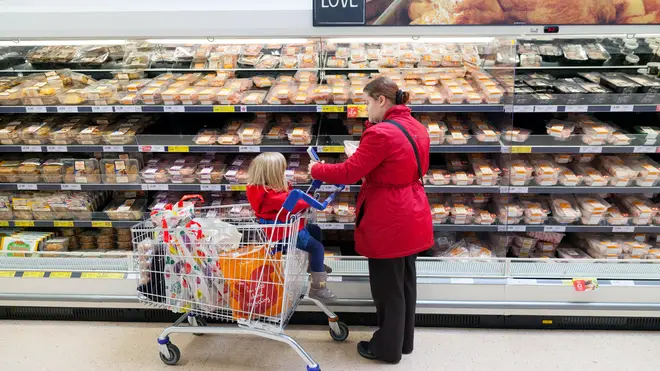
[131,184,348,371]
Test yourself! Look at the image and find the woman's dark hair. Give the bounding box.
[364,76,410,105]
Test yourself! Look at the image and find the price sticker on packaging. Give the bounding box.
[579,146,603,153]
[49,272,72,279]
[138,145,165,152]
[213,105,235,113]
[17,184,38,190]
[53,221,75,227]
[229,185,247,191]
[239,146,261,153]
[317,105,345,113]
[163,106,185,113]
[0,271,16,278]
[610,105,634,112]
[103,146,124,152]
[318,223,345,230]
[572,278,599,292]
[534,105,558,113]
[318,146,345,153]
[14,220,35,227]
[168,145,189,153]
[91,221,113,228]
[633,146,656,153]
[510,146,532,154]
[91,106,114,113]
[612,226,635,232]
[22,271,45,278]
[565,105,589,113]
[347,105,368,118]
[25,106,47,113]
[81,272,124,279]
[114,106,142,113]
[56,106,78,113]
[61,184,82,191]
[20,146,42,152]
[46,146,67,152]
[200,184,223,191]
[543,226,566,232]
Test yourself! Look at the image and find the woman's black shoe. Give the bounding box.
[357,341,377,360]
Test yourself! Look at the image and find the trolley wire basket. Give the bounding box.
[131,186,348,371]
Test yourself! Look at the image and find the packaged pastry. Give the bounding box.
[0,160,20,183]
[20,120,55,145]
[550,195,581,224]
[104,199,146,220]
[62,158,101,184]
[0,121,26,144]
[102,124,138,145]
[17,158,43,183]
[49,122,81,145]
[12,196,33,220]
[76,125,107,145]
[101,159,139,183]
[572,164,609,187]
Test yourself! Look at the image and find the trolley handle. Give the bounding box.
[283,187,344,212]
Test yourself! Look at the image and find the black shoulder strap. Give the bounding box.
[382,119,423,182]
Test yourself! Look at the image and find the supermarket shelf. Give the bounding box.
[0,220,139,228]
[318,223,660,233]
[509,104,660,113]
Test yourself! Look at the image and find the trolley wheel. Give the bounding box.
[329,321,349,342]
[159,343,181,366]
[306,366,321,371]
[193,317,208,336]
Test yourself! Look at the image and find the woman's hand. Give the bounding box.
[308,160,324,175]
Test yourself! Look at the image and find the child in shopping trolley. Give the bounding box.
[246,152,337,302]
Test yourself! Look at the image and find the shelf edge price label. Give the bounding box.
[534,105,558,113]
[579,146,603,153]
[633,146,656,153]
[0,271,16,278]
[56,106,78,113]
[91,221,113,228]
[347,104,368,118]
[612,226,635,232]
[81,272,125,279]
[17,184,38,190]
[14,220,34,227]
[0,221,9,227]
[163,106,185,113]
[450,278,475,284]
[213,105,235,113]
[565,105,588,113]
[147,184,169,191]
[91,106,113,113]
[610,105,634,112]
[114,105,141,113]
[543,226,566,232]
[572,278,598,292]
[168,145,189,153]
[49,271,72,279]
[317,105,345,113]
[610,280,635,287]
[53,221,74,227]
[200,184,223,191]
[229,185,247,191]
[20,146,42,153]
[139,145,165,153]
[318,145,345,153]
[497,225,526,232]
[318,223,345,230]
[103,146,124,152]
[46,145,67,152]
[61,184,82,191]
[510,146,532,154]
[509,187,528,194]
[22,271,45,278]
[25,106,47,113]
[514,105,534,113]
[239,146,261,153]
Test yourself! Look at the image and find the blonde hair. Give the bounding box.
[247,152,288,192]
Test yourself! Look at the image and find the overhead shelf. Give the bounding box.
[317,222,660,233]
[0,220,138,228]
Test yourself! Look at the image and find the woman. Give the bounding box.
[309,76,434,363]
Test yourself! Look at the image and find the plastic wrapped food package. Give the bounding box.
[287,124,313,145]
[195,163,226,184]
[41,159,64,183]
[472,162,499,186]
[585,237,621,259]
[551,195,581,224]
[557,165,582,187]
[20,121,55,145]
[431,204,450,223]
[101,159,139,183]
[582,123,614,145]
[17,158,43,183]
[425,168,451,185]
[619,196,657,225]
[138,86,166,105]
[408,85,428,105]
[495,201,524,224]
[446,130,470,145]
[635,126,660,141]
[629,158,660,187]
[500,157,533,186]
[104,199,146,220]
[533,158,560,186]
[12,196,33,220]
[75,125,107,145]
[240,90,266,105]
[48,122,81,145]
[62,159,101,184]
[577,196,610,225]
[167,158,197,183]
[474,209,496,225]
[425,122,446,145]
[140,162,170,184]
[224,167,249,184]
[237,123,265,145]
[102,124,138,145]
[450,203,474,225]
[217,87,243,105]
[0,121,26,144]
[473,126,500,143]
[193,129,219,145]
[450,171,475,186]
[546,119,575,141]
[606,206,630,226]
[521,200,550,225]
[266,84,294,105]
[557,247,591,259]
[572,164,609,187]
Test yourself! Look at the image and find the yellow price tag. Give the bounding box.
[91,221,113,228]
[0,271,16,278]
[0,221,8,227]
[81,272,125,279]
[542,320,553,325]
[213,105,235,113]
[319,146,345,153]
[54,221,74,227]
[50,272,72,279]
[229,185,247,191]
[14,220,34,227]
[23,271,45,278]
[168,145,189,153]
[511,146,532,154]
[320,105,345,113]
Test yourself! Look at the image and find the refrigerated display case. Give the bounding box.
[0,31,659,328]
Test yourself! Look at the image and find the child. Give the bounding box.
[246,152,336,302]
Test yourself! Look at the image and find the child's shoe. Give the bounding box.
[309,272,337,302]
[307,263,333,274]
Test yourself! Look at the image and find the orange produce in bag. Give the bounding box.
[217,244,284,320]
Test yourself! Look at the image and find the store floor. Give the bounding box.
[0,320,656,371]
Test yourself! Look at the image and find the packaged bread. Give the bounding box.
[0,160,20,182]
[41,159,64,183]
[102,159,139,183]
[550,195,581,224]
[104,199,146,220]
[17,158,43,183]
[20,120,55,145]
[62,158,101,184]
